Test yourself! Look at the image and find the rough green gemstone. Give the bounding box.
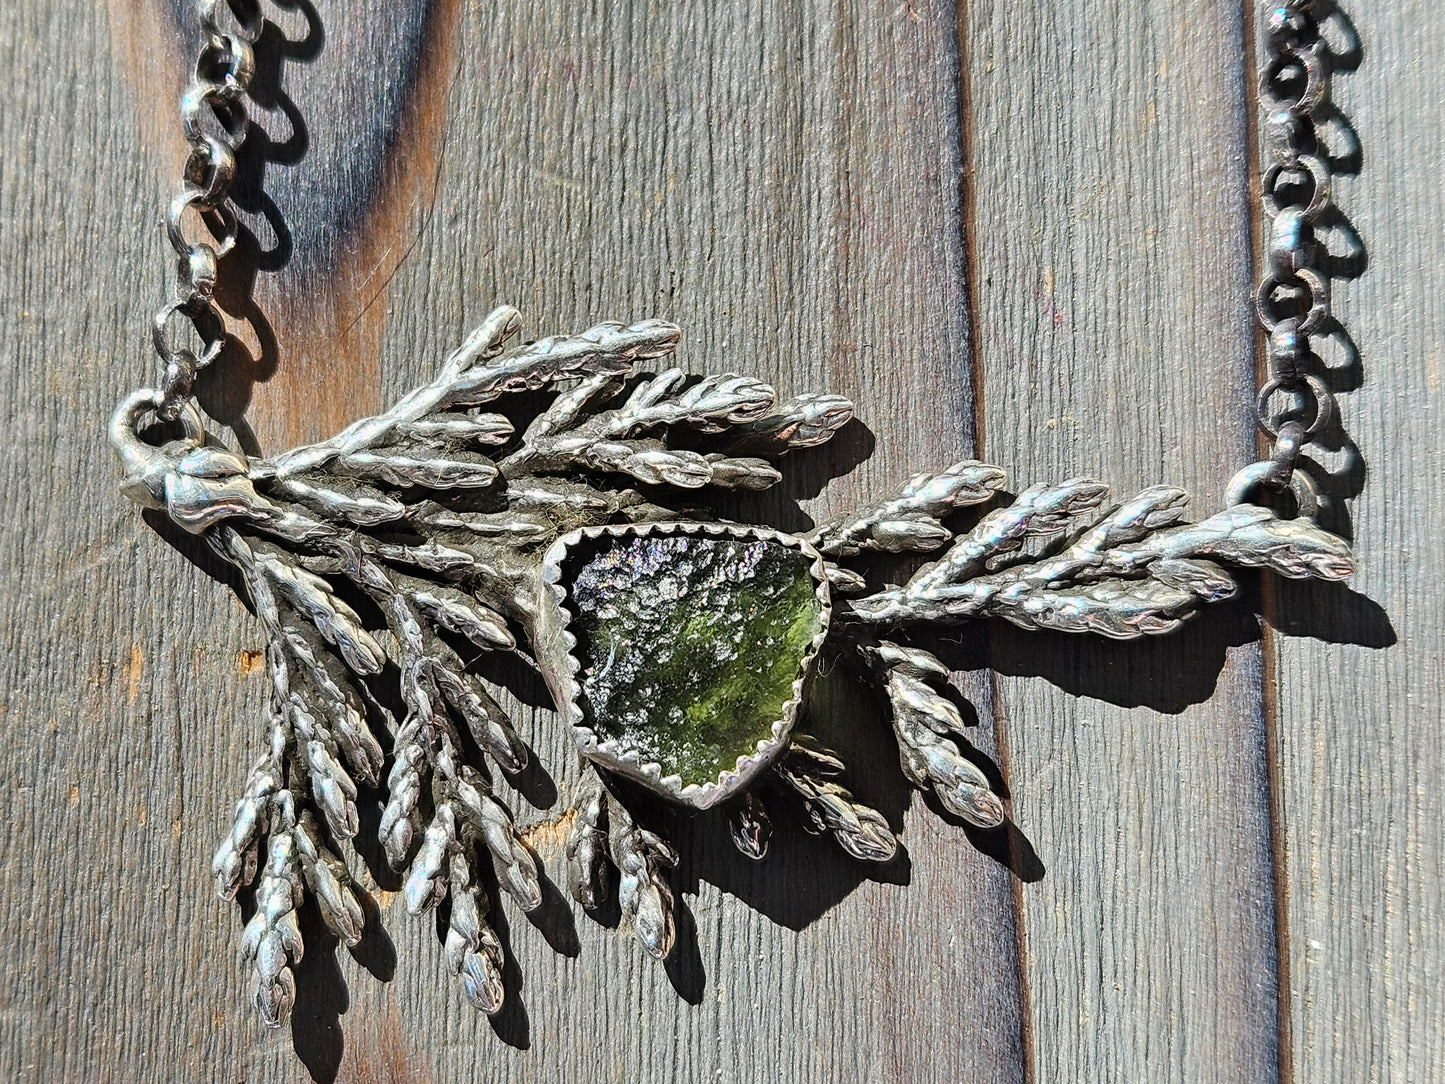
[565,533,822,788]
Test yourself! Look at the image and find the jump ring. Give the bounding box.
[1255,373,1335,441]
[1256,267,1329,334]
[1261,155,1331,219]
[1225,461,1319,520]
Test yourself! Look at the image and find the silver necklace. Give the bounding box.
[112,0,1353,1028]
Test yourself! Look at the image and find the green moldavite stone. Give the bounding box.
[566,533,822,788]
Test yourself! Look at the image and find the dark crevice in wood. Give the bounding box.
[1261,574,1294,1084]
[1241,0,1293,1079]
[955,2,1036,1082]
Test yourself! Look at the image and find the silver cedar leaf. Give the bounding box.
[728,791,773,861]
[865,640,951,683]
[255,554,385,675]
[380,726,428,870]
[1101,503,1355,581]
[988,577,1202,640]
[887,670,967,736]
[887,674,1003,828]
[702,453,783,491]
[281,630,384,784]
[565,774,611,908]
[240,814,305,1030]
[672,373,776,428]
[452,767,541,911]
[776,741,897,863]
[916,477,1111,584]
[620,446,713,488]
[266,476,407,526]
[443,853,506,1015]
[397,412,514,447]
[336,448,499,491]
[1148,557,1237,599]
[438,319,680,410]
[809,460,1008,558]
[608,796,678,960]
[430,666,526,772]
[303,737,359,841]
[727,392,855,452]
[410,588,516,651]
[211,760,276,900]
[294,813,365,946]
[407,503,554,545]
[404,806,456,915]
[824,565,870,594]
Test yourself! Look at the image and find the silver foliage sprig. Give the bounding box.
[773,736,897,863]
[606,791,679,961]
[213,520,543,1021]
[174,309,786,1022]
[251,308,681,484]
[113,294,1359,1018]
[564,769,612,909]
[848,637,1004,828]
[387,720,539,1017]
[808,460,1009,558]
[561,767,680,960]
[724,392,855,454]
[154,305,846,629]
[848,481,1354,635]
[372,587,539,1016]
[211,756,276,901]
[238,790,304,1029]
[498,365,843,492]
[208,529,384,1029]
[294,810,367,947]
[443,851,507,1014]
[727,791,773,861]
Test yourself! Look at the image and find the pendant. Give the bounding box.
[111,305,1353,1026]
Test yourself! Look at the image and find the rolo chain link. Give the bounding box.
[1249,0,1338,500]
[141,0,1344,519]
[151,0,264,421]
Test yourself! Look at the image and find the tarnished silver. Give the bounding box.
[111,0,1361,1033]
[1251,0,1341,489]
[111,305,1354,1023]
[844,480,1350,633]
[150,0,262,420]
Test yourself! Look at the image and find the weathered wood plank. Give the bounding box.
[1270,5,1445,1081]
[964,3,1286,1080]
[366,2,1026,1080]
[0,1,1025,1081]
[2,1,1439,1082]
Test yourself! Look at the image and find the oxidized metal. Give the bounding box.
[110,0,1360,1036]
[1252,0,1340,488]
[112,305,1353,1025]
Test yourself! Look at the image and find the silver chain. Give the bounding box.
[145,0,1343,515]
[1251,0,1338,493]
[150,0,263,421]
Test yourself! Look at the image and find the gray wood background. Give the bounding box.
[0,1,1436,1081]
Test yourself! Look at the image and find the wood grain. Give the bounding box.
[1269,5,1444,1081]
[111,0,463,449]
[0,1,1436,1082]
[965,3,1285,1081]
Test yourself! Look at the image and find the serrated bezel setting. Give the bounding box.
[534,520,832,810]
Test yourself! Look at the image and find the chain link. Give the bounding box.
[1249,0,1338,490]
[151,1,263,421]
[140,0,1346,513]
